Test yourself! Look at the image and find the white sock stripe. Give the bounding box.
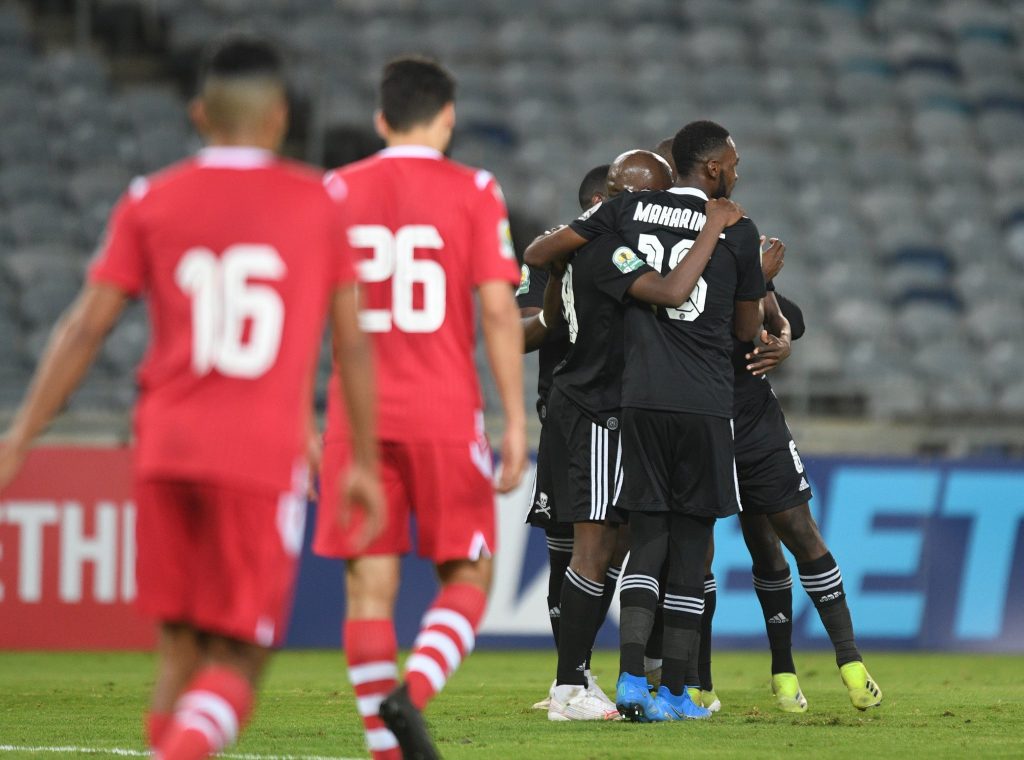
[413,629,463,673]
[799,566,841,582]
[704,580,717,592]
[422,608,476,653]
[178,713,223,750]
[567,568,605,593]
[356,694,386,718]
[800,569,843,587]
[566,569,605,597]
[664,593,704,605]
[405,652,447,693]
[606,566,622,580]
[348,661,399,686]
[366,727,400,751]
[753,581,794,592]
[177,691,238,746]
[753,574,793,587]
[620,576,660,596]
[546,537,574,550]
[802,581,843,594]
[663,605,704,616]
[618,577,659,594]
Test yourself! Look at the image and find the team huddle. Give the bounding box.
[0,34,880,760]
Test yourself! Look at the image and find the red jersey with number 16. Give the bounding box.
[88,146,356,492]
[325,146,519,443]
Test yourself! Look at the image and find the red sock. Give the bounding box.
[405,583,487,710]
[146,711,171,748]
[155,666,253,760]
[345,619,401,760]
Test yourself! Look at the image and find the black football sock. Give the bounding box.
[644,602,664,662]
[585,563,621,671]
[660,583,703,695]
[545,531,573,649]
[619,578,659,678]
[697,574,717,691]
[798,552,861,667]
[752,565,796,674]
[619,513,668,678]
[555,568,604,686]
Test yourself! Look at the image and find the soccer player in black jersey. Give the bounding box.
[651,137,884,714]
[526,121,769,722]
[518,165,613,712]
[536,150,745,721]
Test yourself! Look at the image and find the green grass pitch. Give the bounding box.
[1,651,1023,759]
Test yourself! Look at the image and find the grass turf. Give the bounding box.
[1,651,1023,759]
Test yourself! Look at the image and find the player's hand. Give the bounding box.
[529,224,567,247]
[495,423,527,494]
[339,464,385,552]
[305,430,323,501]
[746,329,792,376]
[760,236,785,282]
[0,437,28,493]
[705,198,745,228]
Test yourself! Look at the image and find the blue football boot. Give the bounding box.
[615,673,669,723]
[654,685,713,720]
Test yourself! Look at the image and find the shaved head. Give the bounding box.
[606,149,674,198]
[653,137,678,180]
[193,34,288,146]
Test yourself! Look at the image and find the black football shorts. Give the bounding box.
[733,392,813,515]
[617,407,739,519]
[529,387,625,526]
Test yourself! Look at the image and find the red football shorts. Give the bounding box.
[313,437,496,563]
[134,476,306,647]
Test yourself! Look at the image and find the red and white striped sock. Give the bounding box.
[154,666,253,760]
[344,619,401,760]
[405,583,487,711]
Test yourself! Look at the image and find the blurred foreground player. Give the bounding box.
[0,35,383,760]
[313,58,526,760]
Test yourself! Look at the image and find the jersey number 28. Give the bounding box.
[350,224,447,333]
[175,244,286,379]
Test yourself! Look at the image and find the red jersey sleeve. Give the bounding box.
[87,178,148,297]
[323,171,358,288]
[469,171,520,287]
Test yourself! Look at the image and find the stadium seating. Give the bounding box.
[3,0,1024,426]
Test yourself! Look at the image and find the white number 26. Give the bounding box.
[349,224,447,333]
[175,244,286,379]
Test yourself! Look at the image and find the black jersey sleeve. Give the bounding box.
[568,194,623,240]
[729,218,767,301]
[776,292,806,340]
[516,263,548,310]
[592,238,656,303]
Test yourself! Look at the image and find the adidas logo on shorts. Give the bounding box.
[798,477,810,491]
[768,612,790,624]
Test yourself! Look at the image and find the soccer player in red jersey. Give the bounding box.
[312,58,527,759]
[0,36,383,760]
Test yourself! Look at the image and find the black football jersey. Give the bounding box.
[570,187,766,418]
[551,234,655,425]
[516,263,570,411]
[732,290,807,413]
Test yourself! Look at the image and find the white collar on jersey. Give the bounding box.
[196,146,275,168]
[667,186,710,200]
[378,145,443,160]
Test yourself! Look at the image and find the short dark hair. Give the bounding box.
[672,120,731,176]
[380,56,456,132]
[578,164,610,211]
[199,33,284,87]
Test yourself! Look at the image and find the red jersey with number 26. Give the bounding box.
[326,146,519,443]
[88,147,356,492]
